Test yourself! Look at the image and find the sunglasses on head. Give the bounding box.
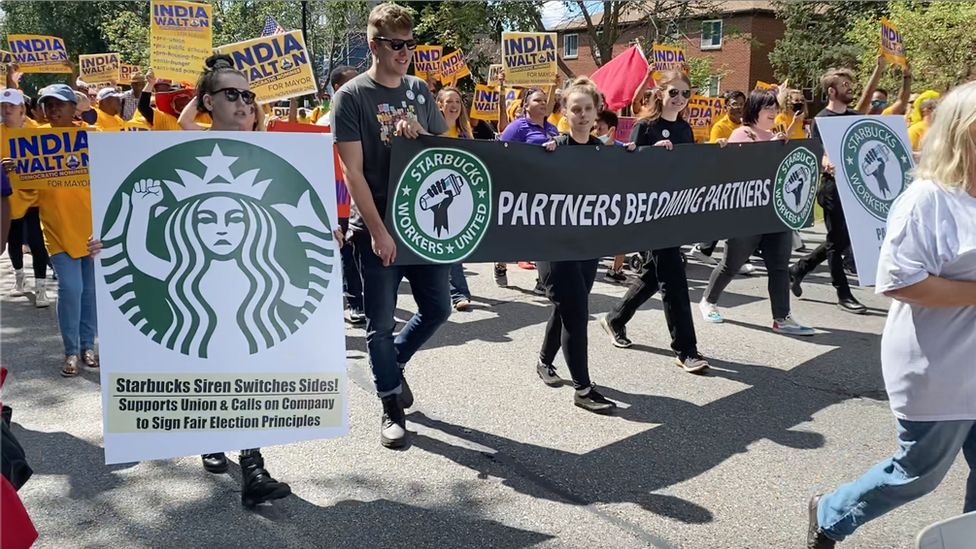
[668,89,692,99]
[213,88,256,105]
[375,36,417,51]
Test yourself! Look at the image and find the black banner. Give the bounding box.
[386,136,822,265]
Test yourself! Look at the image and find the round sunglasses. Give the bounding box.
[213,87,256,105]
[667,89,693,99]
[374,36,418,51]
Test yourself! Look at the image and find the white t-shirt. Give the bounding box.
[876,179,976,421]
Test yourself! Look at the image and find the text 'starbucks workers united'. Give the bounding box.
[773,146,818,230]
[392,147,492,263]
[840,119,913,221]
[98,139,335,358]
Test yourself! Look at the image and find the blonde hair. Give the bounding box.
[640,71,691,122]
[367,3,413,41]
[915,81,976,191]
[436,86,472,139]
[562,76,600,107]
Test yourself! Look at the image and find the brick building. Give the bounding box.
[551,1,784,97]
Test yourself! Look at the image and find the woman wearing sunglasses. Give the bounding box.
[599,71,710,374]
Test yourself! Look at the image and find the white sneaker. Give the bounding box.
[739,263,756,275]
[12,269,26,296]
[690,245,718,266]
[698,299,723,323]
[34,279,50,308]
[772,314,815,336]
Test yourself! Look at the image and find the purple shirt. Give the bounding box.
[1,169,11,198]
[499,116,558,145]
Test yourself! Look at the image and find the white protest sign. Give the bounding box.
[816,115,914,286]
[89,132,346,463]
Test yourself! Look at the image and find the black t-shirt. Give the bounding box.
[629,117,694,147]
[553,134,602,146]
[812,107,857,179]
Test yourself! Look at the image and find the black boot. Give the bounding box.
[239,449,291,507]
[380,395,407,449]
[201,452,228,474]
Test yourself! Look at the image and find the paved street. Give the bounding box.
[1,226,969,549]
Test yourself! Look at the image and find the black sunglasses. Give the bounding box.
[667,89,692,99]
[213,88,256,105]
[374,36,418,51]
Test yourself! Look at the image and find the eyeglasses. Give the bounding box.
[213,88,256,105]
[374,36,418,51]
[668,89,692,99]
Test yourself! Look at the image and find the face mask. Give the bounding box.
[597,133,613,144]
[871,99,887,110]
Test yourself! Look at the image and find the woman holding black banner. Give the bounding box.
[599,71,710,374]
[698,89,815,336]
[436,86,474,311]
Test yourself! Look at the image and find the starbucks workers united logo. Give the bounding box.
[840,119,913,221]
[99,139,335,358]
[773,146,818,230]
[393,148,492,263]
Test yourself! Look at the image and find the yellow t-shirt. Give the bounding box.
[774,112,807,140]
[152,109,212,131]
[908,119,929,151]
[36,124,94,258]
[1,122,40,218]
[94,108,126,131]
[881,105,898,115]
[708,114,739,143]
[556,116,570,134]
[547,112,563,129]
[23,117,41,129]
[445,125,460,138]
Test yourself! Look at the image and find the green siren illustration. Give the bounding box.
[99,139,335,358]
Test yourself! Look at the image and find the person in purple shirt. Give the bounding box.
[496,87,558,288]
[1,165,11,251]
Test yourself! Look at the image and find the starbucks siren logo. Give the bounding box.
[773,146,818,230]
[393,148,492,264]
[98,139,335,358]
[840,119,913,221]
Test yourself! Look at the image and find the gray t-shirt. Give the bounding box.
[332,73,447,232]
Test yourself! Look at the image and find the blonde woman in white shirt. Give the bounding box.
[807,80,976,548]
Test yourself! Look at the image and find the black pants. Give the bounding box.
[606,247,698,358]
[792,179,853,298]
[7,207,48,279]
[339,218,363,311]
[538,259,598,389]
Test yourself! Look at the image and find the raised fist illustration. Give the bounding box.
[131,178,164,209]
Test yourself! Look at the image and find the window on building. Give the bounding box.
[563,33,579,59]
[707,75,722,97]
[701,20,723,50]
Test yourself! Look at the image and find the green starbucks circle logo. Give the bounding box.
[773,146,818,230]
[840,119,913,221]
[98,139,335,358]
[392,147,492,264]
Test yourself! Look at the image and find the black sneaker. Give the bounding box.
[348,307,366,325]
[806,495,836,548]
[599,315,632,348]
[604,269,627,283]
[837,295,866,314]
[494,264,508,287]
[574,386,616,414]
[789,265,804,297]
[201,452,228,474]
[536,361,561,387]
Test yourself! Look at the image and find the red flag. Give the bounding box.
[590,45,650,112]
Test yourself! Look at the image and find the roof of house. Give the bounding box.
[548,0,775,31]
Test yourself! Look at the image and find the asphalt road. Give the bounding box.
[1,227,968,549]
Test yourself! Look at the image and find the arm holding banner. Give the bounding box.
[887,62,913,115]
[855,56,887,114]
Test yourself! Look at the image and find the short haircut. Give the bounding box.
[367,3,413,41]
[874,88,889,98]
[329,65,357,90]
[723,90,745,105]
[742,89,779,126]
[919,98,938,113]
[821,68,855,94]
[597,110,618,128]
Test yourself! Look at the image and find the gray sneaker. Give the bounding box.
[536,361,561,387]
[380,395,407,449]
[675,354,709,373]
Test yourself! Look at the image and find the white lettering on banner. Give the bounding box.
[496,180,771,226]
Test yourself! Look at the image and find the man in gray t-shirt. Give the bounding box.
[333,2,450,451]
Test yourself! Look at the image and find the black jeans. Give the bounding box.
[793,179,853,298]
[538,259,598,389]
[339,218,363,311]
[7,207,48,279]
[704,231,793,320]
[606,247,698,358]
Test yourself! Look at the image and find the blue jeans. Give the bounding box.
[449,263,470,304]
[818,418,976,541]
[49,253,97,356]
[352,234,451,398]
[339,218,363,312]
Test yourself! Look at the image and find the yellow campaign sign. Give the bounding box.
[6,34,71,74]
[413,45,442,81]
[650,44,687,81]
[487,64,502,87]
[880,17,907,68]
[687,95,724,142]
[501,32,557,86]
[79,53,121,84]
[216,30,317,104]
[119,64,141,85]
[755,80,778,91]
[438,49,470,86]
[470,84,500,121]
[1,126,90,190]
[150,0,213,82]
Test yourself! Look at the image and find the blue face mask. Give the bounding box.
[871,99,888,110]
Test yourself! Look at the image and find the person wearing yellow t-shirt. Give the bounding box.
[1,87,51,306]
[136,69,211,130]
[774,88,807,140]
[33,84,99,376]
[908,98,937,152]
[92,87,126,131]
[708,90,744,143]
